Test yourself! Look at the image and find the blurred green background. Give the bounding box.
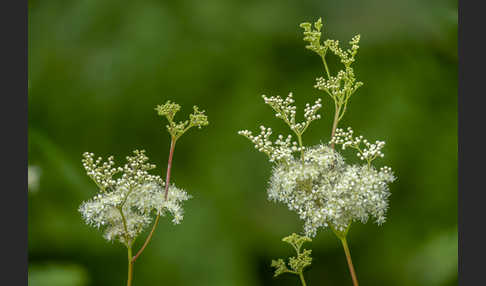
[28,0,457,285]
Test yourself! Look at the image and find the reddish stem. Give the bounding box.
[164,138,176,200]
[132,138,176,263]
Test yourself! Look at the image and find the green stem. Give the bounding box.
[118,208,130,247]
[330,104,341,149]
[118,208,134,286]
[340,237,359,286]
[321,55,331,79]
[297,133,305,162]
[127,246,133,286]
[298,272,307,286]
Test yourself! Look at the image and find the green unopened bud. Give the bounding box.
[156,101,209,140]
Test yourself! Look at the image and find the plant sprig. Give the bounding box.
[155,101,209,142]
[301,18,363,142]
[239,18,396,286]
[271,233,313,286]
[79,100,208,286]
[132,101,208,264]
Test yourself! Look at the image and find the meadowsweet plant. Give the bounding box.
[79,101,208,286]
[239,18,396,286]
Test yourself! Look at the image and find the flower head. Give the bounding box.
[268,144,395,237]
[239,18,396,239]
[79,150,190,244]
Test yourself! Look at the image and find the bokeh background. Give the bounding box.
[28,0,457,285]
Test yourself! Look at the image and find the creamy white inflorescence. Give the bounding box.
[239,94,395,237]
[239,18,396,238]
[267,144,395,237]
[79,150,190,244]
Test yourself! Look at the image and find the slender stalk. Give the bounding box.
[164,138,176,200]
[340,237,359,286]
[298,272,307,286]
[330,104,341,149]
[321,55,331,79]
[118,208,133,286]
[296,133,305,162]
[132,137,176,263]
[132,215,160,263]
[127,246,133,286]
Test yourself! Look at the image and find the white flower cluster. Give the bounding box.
[238,127,301,162]
[314,68,363,101]
[262,93,322,135]
[331,127,385,164]
[324,34,361,66]
[239,18,396,239]
[268,144,395,237]
[79,150,190,244]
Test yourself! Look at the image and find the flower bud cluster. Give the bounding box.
[324,34,360,67]
[271,233,312,278]
[304,99,322,123]
[189,106,209,129]
[79,150,190,244]
[331,127,385,163]
[155,100,181,121]
[314,68,363,101]
[301,18,363,123]
[82,152,121,191]
[155,101,209,140]
[238,127,301,162]
[262,93,322,135]
[299,18,326,56]
[300,17,361,67]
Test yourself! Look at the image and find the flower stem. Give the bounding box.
[164,138,176,200]
[299,272,307,286]
[117,207,134,285]
[339,236,359,286]
[330,104,341,149]
[132,138,177,263]
[296,133,305,162]
[132,215,160,263]
[127,246,133,286]
[321,55,331,79]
